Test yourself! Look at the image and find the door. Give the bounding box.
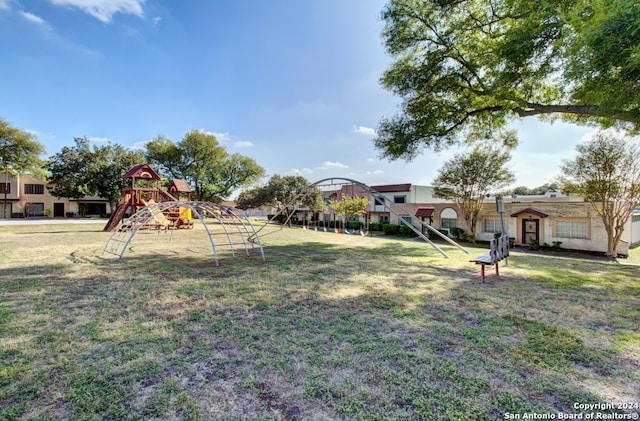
[54,203,64,217]
[523,219,539,245]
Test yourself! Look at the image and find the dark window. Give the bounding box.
[374,197,384,206]
[393,195,406,204]
[26,203,44,216]
[0,183,10,194]
[24,184,44,194]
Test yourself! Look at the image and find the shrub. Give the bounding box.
[382,223,400,235]
[400,224,414,236]
[451,227,466,240]
[346,221,362,230]
[368,222,383,232]
[65,212,75,218]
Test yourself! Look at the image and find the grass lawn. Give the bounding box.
[1,222,639,420]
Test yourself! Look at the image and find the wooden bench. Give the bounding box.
[470,235,509,283]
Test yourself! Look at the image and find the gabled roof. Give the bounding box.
[168,179,191,193]
[371,183,412,193]
[510,208,549,218]
[123,164,161,180]
[415,208,434,217]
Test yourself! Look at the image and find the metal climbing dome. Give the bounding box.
[103,201,265,266]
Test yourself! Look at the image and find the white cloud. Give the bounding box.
[317,161,348,170]
[0,0,10,11]
[288,168,313,176]
[88,136,112,143]
[130,139,151,150]
[366,169,384,176]
[49,0,144,23]
[20,11,51,29]
[152,15,161,26]
[353,125,376,136]
[233,140,254,148]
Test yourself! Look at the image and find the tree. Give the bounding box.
[501,182,561,196]
[560,131,640,256]
[236,175,323,226]
[145,131,265,202]
[46,137,144,210]
[433,146,515,241]
[330,194,370,227]
[0,117,46,173]
[374,0,640,160]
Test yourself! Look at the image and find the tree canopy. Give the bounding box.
[433,145,515,240]
[145,131,264,202]
[560,130,640,256]
[330,194,370,222]
[46,137,144,209]
[374,0,640,160]
[236,175,324,225]
[0,117,46,173]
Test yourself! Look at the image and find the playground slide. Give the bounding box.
[103,194,131,232]
[141,199,171,228]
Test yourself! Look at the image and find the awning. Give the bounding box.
[510,208,549,218]
[415,208,435,217]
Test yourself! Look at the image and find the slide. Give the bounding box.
[103,194,131,232]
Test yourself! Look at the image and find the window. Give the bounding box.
[483,218,500,233]
[440,207,458,229]
[393,195,406,204]
[374,197,384,206]
[633,215,640,223]
[400,215,412,225]
[379,215,390,223]
[24,184,44,194]
[555,220,588,239]
[26,203,44,217]
[0,183,10,194]
[441,218,457,229]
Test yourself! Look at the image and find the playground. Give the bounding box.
[1,221,638,420]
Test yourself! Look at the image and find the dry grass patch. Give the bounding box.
[0,223,638,420]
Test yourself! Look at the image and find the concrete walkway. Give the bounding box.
[0,218,106,225]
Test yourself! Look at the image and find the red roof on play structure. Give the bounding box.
[123,164,161,180]
[169,179,191,193]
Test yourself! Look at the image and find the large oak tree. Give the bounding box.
[374,0,640,160]
[46,137,144,211]
[0,117,46,173]
[145,131,265,202]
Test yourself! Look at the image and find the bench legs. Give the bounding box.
[479,263,500,283]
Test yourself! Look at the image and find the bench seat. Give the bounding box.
[470,235,509,282]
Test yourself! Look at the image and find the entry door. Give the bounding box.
[54,203,64,217]
[523,219,539,245]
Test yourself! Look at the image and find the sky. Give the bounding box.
[0,0,595,197]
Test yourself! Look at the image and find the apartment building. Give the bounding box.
[0,173,110,218]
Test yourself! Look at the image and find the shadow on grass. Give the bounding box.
[0,240,638,420]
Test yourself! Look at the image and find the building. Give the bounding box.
[0,173,111,218]
[311,182,640,256]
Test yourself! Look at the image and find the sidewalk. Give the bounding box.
[0,218,106,225]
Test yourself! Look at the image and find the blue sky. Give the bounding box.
[1,0,594,197]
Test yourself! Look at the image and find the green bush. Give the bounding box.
[451,227,466,240]
[382,223,400,235]
[400,224,414,236]
[368,222,383,232]
[346,221,363,230]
